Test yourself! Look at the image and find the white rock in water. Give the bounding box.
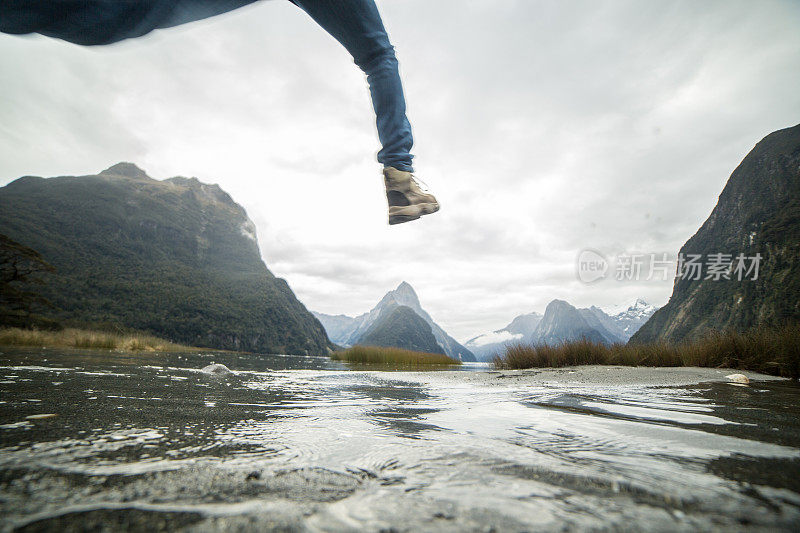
[725,373,750,384]
[201,363,233,375]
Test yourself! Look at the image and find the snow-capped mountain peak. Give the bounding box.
[598,298,659,337]
[602,298,654,318]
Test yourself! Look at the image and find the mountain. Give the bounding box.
[633,124,800,343]
[531,300,618,345]
[504,312,544,338]
[313,281,476,361]
[464,312,542,361]
[309,313,356,346]
[603,298,658,340]
[464,299,657,360]
[0,162,332,355]
[578,306,627,343]
[359,305,445,354]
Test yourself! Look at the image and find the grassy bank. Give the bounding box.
[0,327,199,352]
[332,345,461,366]
[493,324,800,379]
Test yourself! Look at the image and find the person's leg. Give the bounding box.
[290,0,414,172]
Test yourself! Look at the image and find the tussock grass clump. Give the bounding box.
[0,327,195,352]
[332,345,461,366]
[493,324,800,379]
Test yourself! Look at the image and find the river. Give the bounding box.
[1,349,798,532]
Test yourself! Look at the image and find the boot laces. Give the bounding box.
[410,174,432,193]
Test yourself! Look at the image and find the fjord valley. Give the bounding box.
[2,125,800,532]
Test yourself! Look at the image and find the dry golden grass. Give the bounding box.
[493,324,800,379]
[0,327,196,352]
[332,345,461,366]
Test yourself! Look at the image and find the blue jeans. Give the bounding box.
[0,0,415,172]
[291,1,414,172]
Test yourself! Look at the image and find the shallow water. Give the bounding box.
[0,349,798,532]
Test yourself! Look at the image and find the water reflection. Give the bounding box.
[1,349,799,531]
[367,406,443,439]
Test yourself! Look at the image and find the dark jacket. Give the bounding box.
[0,0,261,45]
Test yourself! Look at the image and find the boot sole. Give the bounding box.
[388,202,440,225]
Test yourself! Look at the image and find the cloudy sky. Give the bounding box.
[1,0,799,341]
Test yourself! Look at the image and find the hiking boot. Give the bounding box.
[383,167,440,225]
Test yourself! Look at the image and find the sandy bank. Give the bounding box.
[388,365,789,388]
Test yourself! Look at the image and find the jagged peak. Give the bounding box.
[601,297,656,317]
[390,281,420,306]
[371,281,422,322]
[545,299,574,310]
[165,176,239,210]
[101,162,150,180]
[166,176,205,187]
[505,311,544,325]
[395,281,417,295]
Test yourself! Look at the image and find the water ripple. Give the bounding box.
[1,349,799,532]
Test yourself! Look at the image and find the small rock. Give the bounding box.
[245,471,261,481]
[725,373,750,384]
[201,363,233,375]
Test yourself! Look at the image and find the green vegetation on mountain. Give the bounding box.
[0,163,332,355]
[359,304,446,354]
[633,124,800,344]
[0,233,59,329]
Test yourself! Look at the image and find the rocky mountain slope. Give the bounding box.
[533,300,618,346]
[602,298,659,339]
[0,163,332,355]
[466,299,657,360]
[313,282,476,361]
[633,124,800,343]
[359,305,445,354]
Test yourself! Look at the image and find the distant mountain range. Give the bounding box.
[600,299,660,338]
[313,282,476,361]
[464,312,542,361]
[12,127,789,358]
[0,163,332,355]
[466,298,657,361]
[633,124,800,343]
[466,125,800,353]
